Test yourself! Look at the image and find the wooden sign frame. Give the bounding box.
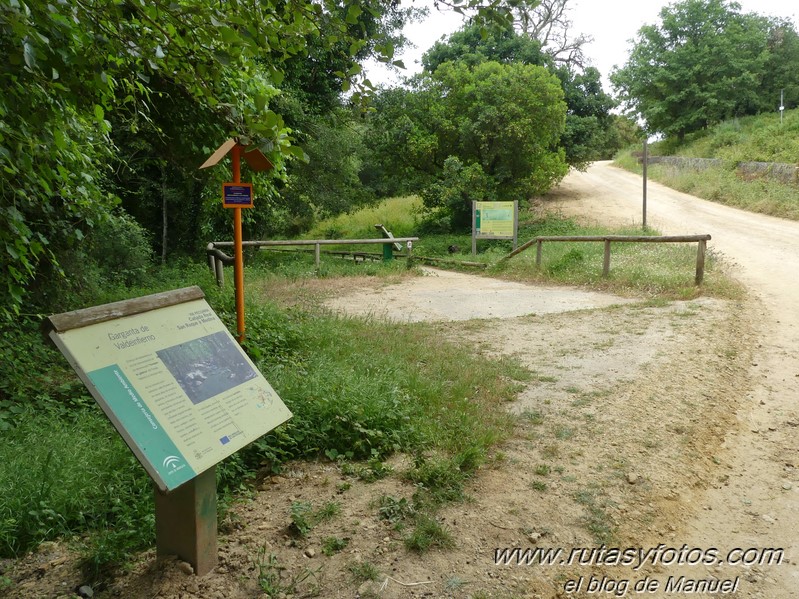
[44,287,292,575]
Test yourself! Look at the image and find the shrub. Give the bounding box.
[420,157,496,232]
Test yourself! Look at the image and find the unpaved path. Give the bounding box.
[552,162,799,597]
[324,267,636,322]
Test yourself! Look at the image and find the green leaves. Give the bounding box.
[346,5,363,25]
[611,0,795,137]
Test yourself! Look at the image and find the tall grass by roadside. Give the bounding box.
[658,108,799,163]
[492,225,742,300]
[614,108,799,221]
[0,408,153,573]
[614,149,799,222]
[295,206,742,300]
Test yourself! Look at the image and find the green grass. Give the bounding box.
[404,514,455,552]
[348,560,381,582]
[0,258,527,570]
[254,549,321,597]
[303,195,421,241]
[614,108,799,222]
[300,206,740,300]
[574,486,616,544]
[615,151,799,222]
[494,223,740,300]
[667,108,799,164]
[0,189,745,572]
[0,408,153,571]
[321,536,349,556]
[289,501,341,537]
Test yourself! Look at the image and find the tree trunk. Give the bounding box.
[161,164,168,265]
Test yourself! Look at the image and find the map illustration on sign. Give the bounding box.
[47,293,292,491]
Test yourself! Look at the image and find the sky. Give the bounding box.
[364,0,799,91]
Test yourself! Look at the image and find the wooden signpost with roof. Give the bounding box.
[199,139,273,343]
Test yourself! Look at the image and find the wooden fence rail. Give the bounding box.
[206,238,419,286]
[500,234,712,285]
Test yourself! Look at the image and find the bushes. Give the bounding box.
[420,157,496,232]
[27,210,154,314]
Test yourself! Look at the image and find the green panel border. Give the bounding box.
[89,365,197,490]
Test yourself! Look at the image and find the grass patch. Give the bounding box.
[340,457,393,482]
[494,225,740,300]
[238,295,525,469]
[404,514,455,552]
[289,500,341,537]
[617,155,799,222]
[254,549,320,597]
[0,262,526,569]
[614,109,799,222]
[304,196,421,241]
[377,495,415,526]
[0,408,154,572]
[348,560,381,582]
[574,486,616,544]
[321,536,349,556]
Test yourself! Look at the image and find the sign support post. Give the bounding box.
[642,139,648,230]
[199,138,274,345]
[231,144,246,343]
[154,466,217,575]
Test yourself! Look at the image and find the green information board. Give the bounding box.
[48,291,291,491]
[472,200,518,254]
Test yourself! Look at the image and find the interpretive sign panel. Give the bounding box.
[47,288,291,492]
[222,182,253,208]
[472,200,518,254]
[474,201,516,237]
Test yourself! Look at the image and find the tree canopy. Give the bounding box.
[370,59,568,231]
[611,0,799,138]
[0,0,414,316]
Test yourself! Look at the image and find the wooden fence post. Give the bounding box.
[214,257,225,287]
[602,239,611,277]
[536,240,543,267]
[314,243,321,268]
[695,239,706,285]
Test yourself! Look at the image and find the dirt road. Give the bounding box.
[553,162,799,596]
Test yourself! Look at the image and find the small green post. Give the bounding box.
[382,242,393,262]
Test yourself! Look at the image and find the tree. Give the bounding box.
[610,0,784,138]
[420,24,616,169]
[760,18,799,112]
[559,66,619,165]
[360,86,441,198]
[390,60,568,230]
[0,0,415,315]
[422,21,549,72]
[510,0,592,69]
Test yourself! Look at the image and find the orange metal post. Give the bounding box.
[232,144,246,343]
